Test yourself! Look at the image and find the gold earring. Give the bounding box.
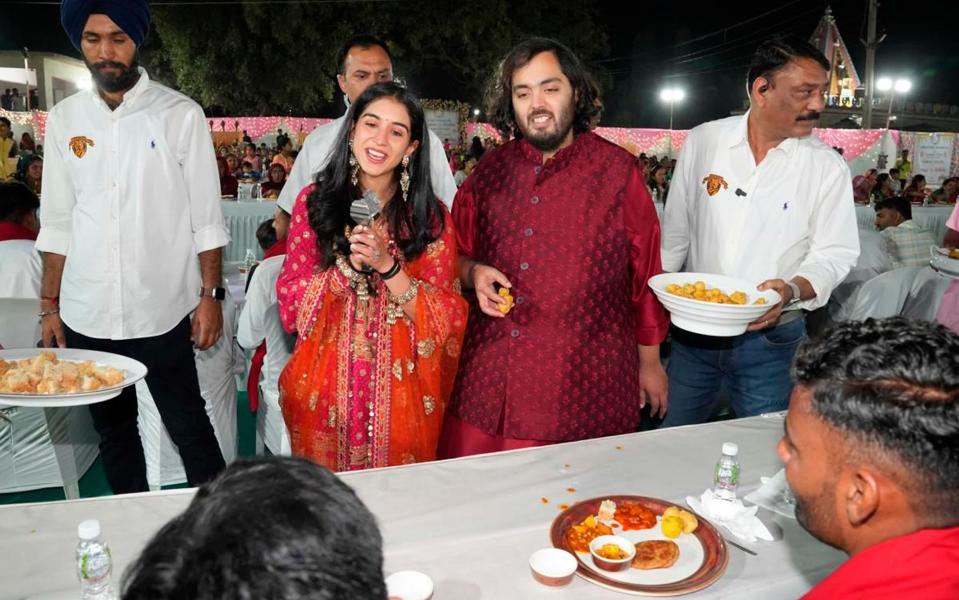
[400,155,410,202]
[349,140,359,187]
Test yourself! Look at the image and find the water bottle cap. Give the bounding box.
[78,519,101,540]
[722,442,739,456]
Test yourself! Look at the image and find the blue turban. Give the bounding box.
[61,0,151,50]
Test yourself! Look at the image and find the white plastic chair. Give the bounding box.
[901,268,953,321]
[845,267,923,321]
[0,297,98,499]
[136,292,239,490]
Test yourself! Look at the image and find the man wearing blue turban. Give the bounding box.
[37,3,230,493]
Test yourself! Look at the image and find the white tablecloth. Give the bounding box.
[0,414,845,599]
[855,204,953,243]
[221,201,278,263]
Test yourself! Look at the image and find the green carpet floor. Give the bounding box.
[0,392,257,505]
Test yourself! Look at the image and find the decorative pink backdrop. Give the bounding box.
[19,110,951,174]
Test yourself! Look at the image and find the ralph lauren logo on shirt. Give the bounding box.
[69,136,95,158]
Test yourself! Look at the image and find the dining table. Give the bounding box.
[0,413,846,599]
[221,200,278,263]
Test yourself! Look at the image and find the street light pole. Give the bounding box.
[877,77,912,129]
[659,88,685,157]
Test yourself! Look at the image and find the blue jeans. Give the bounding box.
[660,318,806,428]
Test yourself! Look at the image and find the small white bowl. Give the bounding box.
[529,548,577,586]
[648,273,781,337]
[589,535,636,572]
[385,570,434,600]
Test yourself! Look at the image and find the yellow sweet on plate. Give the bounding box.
[679,510,698,533]
[661,515,683,539]
[662,507,699,534]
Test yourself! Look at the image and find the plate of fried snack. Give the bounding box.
[0,349,147,407]
[930,246,959,280]
[648,273,782,337]
[550,495,728,596]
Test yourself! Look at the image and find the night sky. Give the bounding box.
[4,0,957,128]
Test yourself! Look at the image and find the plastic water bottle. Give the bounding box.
[244,248,257,271]
[713,442,741,501]
[76,519,115,599]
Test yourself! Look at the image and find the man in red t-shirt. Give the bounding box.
[778,317,959,599]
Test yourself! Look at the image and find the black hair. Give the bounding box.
[0,181,40,224]
[307,82,441,269]
[335,34,392,75]
[746,34,830,92]
[486,37,602,140]
[792,318,959,521]
[256,218,278,251]
[121,457,386,600]
[906,174,926,189]
[0,116,10,128]
[647,164,667,187]
[889,167,900,175]
[277,134,292,150]
[874,196,912,220]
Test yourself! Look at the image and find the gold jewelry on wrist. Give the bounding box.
[389,279,419,305]
[336,254,370,300]
[386,279,419,325]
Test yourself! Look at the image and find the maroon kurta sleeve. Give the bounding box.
[451,175,478,260]
[623,164,670,345]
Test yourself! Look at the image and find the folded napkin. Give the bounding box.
[744,468,797,519]
[686,489,775,543]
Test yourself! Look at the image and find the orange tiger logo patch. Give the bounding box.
[69,136,95,158]
[702,174,728,196]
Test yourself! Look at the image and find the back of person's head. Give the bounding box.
[0,181,40,225]
[874,196,911,221]
[256,218,278,251]
[889,167,900,176]
[791,318,959,525]
[121,456,386,600]
[746,33,829,92]
[335,34,392,75]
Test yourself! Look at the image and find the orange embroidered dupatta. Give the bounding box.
[278,210,467,470]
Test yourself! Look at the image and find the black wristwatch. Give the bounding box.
[199,287,226,301]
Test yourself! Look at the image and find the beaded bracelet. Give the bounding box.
[38,308,60,318]
[389,279,419,305]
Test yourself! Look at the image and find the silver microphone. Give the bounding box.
[350,189,381,226]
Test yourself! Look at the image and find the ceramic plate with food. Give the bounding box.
[550,495,728,596]
[0,349,147,407]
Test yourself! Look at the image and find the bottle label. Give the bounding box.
[79,547,112,582]
[714,462,740,491]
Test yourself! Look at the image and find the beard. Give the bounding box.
[85,55,141,94]
[793,483,844,551]
[517,102,575,153]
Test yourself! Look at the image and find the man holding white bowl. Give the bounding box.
[659,34,859,427]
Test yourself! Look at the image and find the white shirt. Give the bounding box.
[277,115,457,213]
[236,255,295,410]
[661,113,860,311]
[0,240,42,298]
[36,69,230,339]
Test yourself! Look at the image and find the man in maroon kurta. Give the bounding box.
[439,39,669,457]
